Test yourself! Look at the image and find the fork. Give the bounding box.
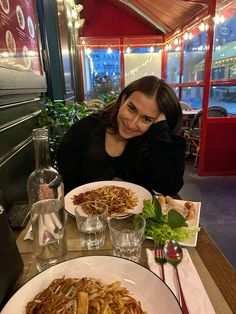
[154,243,167,282]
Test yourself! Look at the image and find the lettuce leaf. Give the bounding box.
[142,198,198,244]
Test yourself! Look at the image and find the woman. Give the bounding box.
[57,76,186,195]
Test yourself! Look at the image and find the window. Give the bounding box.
[124,47,162,86]
[166,47,180,83]
[183,26,208,83]
[210,0,236,114]
[82,47,121,100]
[182,87,203,109]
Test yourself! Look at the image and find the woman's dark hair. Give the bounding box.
[95,75,182,134]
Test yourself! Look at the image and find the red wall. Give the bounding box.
[199,119,236,175]
[80,0,161,37]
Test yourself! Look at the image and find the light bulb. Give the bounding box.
[199,22,205,32]
[107,47,112,54]
[149,46,154,53]
[126,47,131,53]
[183,32,189,40]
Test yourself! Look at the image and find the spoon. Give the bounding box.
[164,240,189,314]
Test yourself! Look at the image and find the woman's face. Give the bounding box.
[117,91,160,139]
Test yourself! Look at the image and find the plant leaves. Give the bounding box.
[153,197,163,222]
[167,209,186,228]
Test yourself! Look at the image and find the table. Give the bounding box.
[182,109,201,116]
[12,215,236,313]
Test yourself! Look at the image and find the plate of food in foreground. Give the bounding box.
[1,256,182,314]
[143,195,201,247]
[65,180,152,217]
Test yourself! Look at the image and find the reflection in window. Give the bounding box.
[212,2,236,80]
[209,86,236,114]
[210,0,236,115]
[82,48,120,100]
[183,27,207,82]
[166,47,180,83]
[181,87,203,108]
[124,47,162,86]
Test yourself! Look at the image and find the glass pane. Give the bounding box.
[172,87,179,97]
[183,26,207,82]
[82,48,121,100]
[181,87,203,108]
[124,49,162,86]
[166,47,180,83]
[210,86,236,114]
[212,1,236,80]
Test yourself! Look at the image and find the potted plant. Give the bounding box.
[38,97,93,167]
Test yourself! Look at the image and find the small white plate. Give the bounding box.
[148,197,201,247]
[65,180,152,217]
[1,256,182,314]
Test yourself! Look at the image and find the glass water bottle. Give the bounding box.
[27,128,67,271]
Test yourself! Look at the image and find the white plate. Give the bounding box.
[1,256,182,314]
[148,198,201,247]
[174,199,201,247]
[65,180,152,217]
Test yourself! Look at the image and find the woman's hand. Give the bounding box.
[154,112,166,123]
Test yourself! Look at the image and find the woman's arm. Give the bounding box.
[57,118,91,194]
[138,121,186,195]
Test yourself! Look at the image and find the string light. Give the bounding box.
[214,14,225,24]
[149,46,154,53]
[174,38,179,45]
[81,12,228,55]
[107,47,112,54]
[85,47,91,55]
[126,46,131,53]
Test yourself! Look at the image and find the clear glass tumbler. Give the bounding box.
[75,201,108,249]
[108,214,146,263]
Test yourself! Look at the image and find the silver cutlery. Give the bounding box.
[164,240,189,314]
[154,243,166,282]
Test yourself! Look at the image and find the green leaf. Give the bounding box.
[142,200,156,219]
[153,197,162,222]
[133,214,143,230]
[167,209,186,228]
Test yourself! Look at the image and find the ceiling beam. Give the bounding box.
[118,0,167,33]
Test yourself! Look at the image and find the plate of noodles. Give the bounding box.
[1,256,182,313]
[65,180,152,217]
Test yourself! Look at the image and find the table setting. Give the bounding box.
[5,179,230,313]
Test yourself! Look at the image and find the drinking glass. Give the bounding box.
[108,214,146,262]
[75,201,108,249]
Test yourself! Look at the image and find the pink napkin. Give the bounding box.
[146,248,215,314]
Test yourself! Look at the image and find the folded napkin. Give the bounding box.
[24,213,63,243]
[146,248,215,314]
[24,224,33,240]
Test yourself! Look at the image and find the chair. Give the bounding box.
[180,101,193,130]
[87,98,105,109]
[180,101,192,111]
[184,106,228,167]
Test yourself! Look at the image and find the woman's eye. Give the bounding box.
[127,103,136,112]
[142,116,153,123]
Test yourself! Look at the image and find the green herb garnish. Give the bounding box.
[141,199,198,244]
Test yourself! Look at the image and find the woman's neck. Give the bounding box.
[105,127,127,157]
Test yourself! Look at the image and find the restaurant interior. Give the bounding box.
[0,0,236,313]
